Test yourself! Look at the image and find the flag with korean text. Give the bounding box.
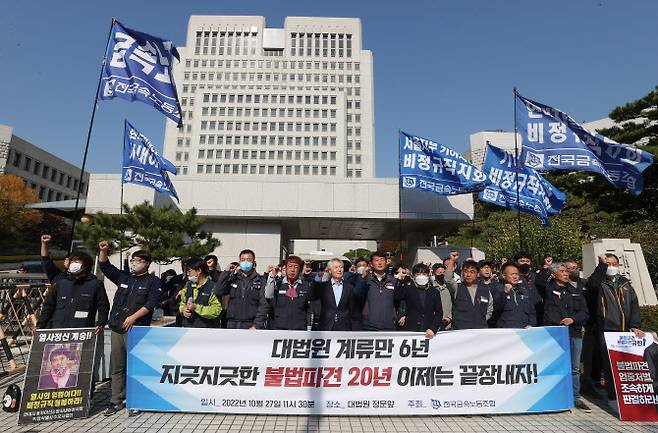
[399,131,490,195]
[516,92,653,195]
[101,20,183,126]
[122,120,178,201]
[479,144,565,226]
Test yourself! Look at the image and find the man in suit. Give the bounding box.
[311,258,364,331]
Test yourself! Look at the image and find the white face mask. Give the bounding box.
[321,272,331,282]
[606,266,619,277]
[188,275,198,283]
[414,275,429,286]
[356,266,366,275]
[129,262,147,274]
[68,262,83,275]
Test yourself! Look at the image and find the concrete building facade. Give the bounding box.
[163,16,374,180]
[0,124,89,201]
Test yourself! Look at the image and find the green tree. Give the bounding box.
[76,202,220,264]
[343,248,374,261]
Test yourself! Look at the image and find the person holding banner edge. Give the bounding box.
[98,240,161,417]
[586,253,644,413]
[394,263,443,339]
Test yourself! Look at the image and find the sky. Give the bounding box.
[1,0,657,178]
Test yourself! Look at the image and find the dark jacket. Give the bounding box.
[100,260,161,333]
[310,275,364,331]
[217,270,267,329]
[586,263,641,332]
[451,283,493,330]
[492,281,537,329]
[261,276,313,330]
[445,269,493,330]
[394,278,443,333]
[37,272,110,329]
[353,272,398,331]
[543,279,589,337]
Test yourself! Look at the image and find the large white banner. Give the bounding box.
[126,327,572,415]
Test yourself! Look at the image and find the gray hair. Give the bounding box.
[550,262,566,274]
[329,258,344,269]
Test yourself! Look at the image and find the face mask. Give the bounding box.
[188,275,198,284]
[606,266,619,277]
[53,367,67,377]
[321,272,331,282]
[356,266,366,275]
[240,261,253,272]
[394,273,405,280]
[276,271,283,279]
[434,275,445,284]
[68,262,83,275]
[129,262,147,274]
[415,275,429,286]
[569,271,580,281]
[518,264,531,274]
[165,275,174,283]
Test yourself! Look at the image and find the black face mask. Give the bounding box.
[434,275,445,284]
[569,271,580,282]
[518,264,531,274]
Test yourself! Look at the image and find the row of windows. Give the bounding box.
[9,151,83,192]
[183,71,363,88]
[192,30,355,59]
[195,163,338,176]
[200,107,339,119]
[192,149,338,162]
[193,135,338,146]
[174,165,363,177]
[200,93,337,106]
[289,32,353,58]
[24,180,79,202]
[194,31,258,56]
[181,95,361,110]
[198,120,340,133]
[181,84,361,99]
[184,59,361,72]
[185,70,361,85]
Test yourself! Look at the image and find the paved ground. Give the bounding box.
[1,377,657,433]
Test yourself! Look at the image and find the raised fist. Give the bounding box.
[41,234,52,244]
[98,240,110,251]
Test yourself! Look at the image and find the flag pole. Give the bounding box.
[397,129,404,263]
[513,87,523,252]
[119,120,126,265]
[68,17,117,253]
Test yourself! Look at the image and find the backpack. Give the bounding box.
[2,384,21,412]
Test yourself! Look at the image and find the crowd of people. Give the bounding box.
[35,234,647,417]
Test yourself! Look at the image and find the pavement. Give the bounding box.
[1,377,657,433]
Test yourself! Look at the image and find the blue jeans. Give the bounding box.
[570,336,583,401]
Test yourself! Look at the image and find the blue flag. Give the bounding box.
[399,131,489,195]
[516,92,654,195]
[479,144,566,226]
[123,120,178,201]
[101,20,183,127]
